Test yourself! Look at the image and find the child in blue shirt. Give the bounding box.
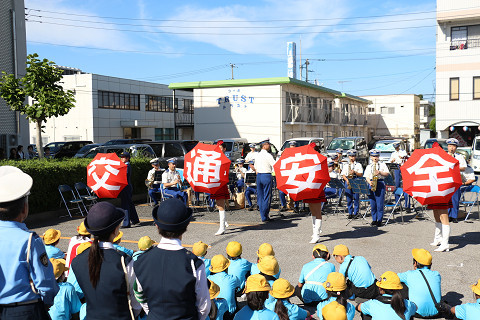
[208,254,241,315]
[112,231,134,257]
[451,279,480,320]
[226,241,252,290]
[48,258,82,320]
[265,278,309,320]
[317,272,355,320]
[192,241,211,277]
[208,280,228,320]
[43,229,65,259]
[133,236,154,261]
[234,274,279,320]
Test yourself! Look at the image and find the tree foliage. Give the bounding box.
[0,53,75,158]
[429,118,436,132]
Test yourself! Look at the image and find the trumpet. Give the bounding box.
[371,163,378,192]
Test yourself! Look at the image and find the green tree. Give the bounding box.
[429,118,436,132]
[0,53,75,158]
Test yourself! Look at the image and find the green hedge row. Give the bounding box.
[0,158,151,214]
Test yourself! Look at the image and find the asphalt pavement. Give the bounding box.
[30,200,480,319]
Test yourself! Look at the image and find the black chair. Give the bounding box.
[74,182,98,212]
[58,184,85,217]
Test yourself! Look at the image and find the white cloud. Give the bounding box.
[25,0,136,51]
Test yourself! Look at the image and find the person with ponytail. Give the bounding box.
[265,278,309,320]
[70,202,142,320]
[208,280,228,320]
[317,272,355,320]
[213,140,232,235]
[234,274,279,320]
[357,271,417,320]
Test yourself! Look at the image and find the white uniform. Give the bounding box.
[341,161,364,177]
[364,162,389,180]
[147,168,162,184]
[389,149,408,164]
[462,165,475,183]
[234,167,247,180]
[244,151,257,163]
[451,152,467,169]
[254,150,275,174]
[329,170,338,179]
[162,169,181,185]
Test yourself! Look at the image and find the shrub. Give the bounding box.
[0,157,151,214]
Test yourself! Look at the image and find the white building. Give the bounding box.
[419,99,434,145]
[30,73,194,144]
[169,77,371,148]
[436,0,480,146]
[362,94,421,149]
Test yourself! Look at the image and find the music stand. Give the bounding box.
[245,173,257,184]
[327,178,346,215]
[346,177,371,226]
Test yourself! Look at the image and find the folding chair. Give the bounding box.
[461,185,480,222]
[74,182,98,212]
[58,185,84,217]
[383,187,405,225]
[326,178,346,216]
[146,170,164,206]
[346,177,371,226]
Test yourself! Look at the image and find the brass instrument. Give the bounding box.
[347,162,354,189]
[145,178,154,188]
[371,163,378,192]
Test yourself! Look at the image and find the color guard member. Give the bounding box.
[212,141,231,235]
[341,150,363,220]
[279,141,300,213]
[254,139,276,222]
[364,149,390,226]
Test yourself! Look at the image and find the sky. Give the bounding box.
[24,0,439,100]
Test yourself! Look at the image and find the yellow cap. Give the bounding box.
[226,241,243,257]
[412,248,432,266]
[76,242,92,255]
[270,278,294,299]
[209,254,230,273]
[376,271,403,290]
[313,244,329,253]
[258,255,279,276]
[113,231,123,243]
[209,280,221,299]
[43,229,61,245]
[332,244,349,256]
[192,241,209,257]
[50,258,68,279]
[257,243,275,258]
[322,301,347,320]
[138,236,154,251]
[77,222,90,236]
[471,279,480,296]
[323,272,347,292]
[245,274,271,293]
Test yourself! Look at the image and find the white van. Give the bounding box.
[471,135,480,172]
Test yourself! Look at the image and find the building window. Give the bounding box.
[451,25,480,50]
[183,99,194,113]
[474,77,480,100]
[146,95,178,112]
[380,106,394,114]
[155,128,174,140]
[450,78,459,100]
[98,91,139,110]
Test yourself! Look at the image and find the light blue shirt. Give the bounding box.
[361,295,417,320]
[234,306,280,320]
[338,255,376,288]
[208,271,241,313]
[201,257,211,277]
[298,258,335,303]
[79,303,86,320]
[0,220,58,304]
[265,279,276,305]
[113,244,134,257]
[265,298,308,320]
[316,297,355,320]
[228,258,252,289]
[398,267,441,317]
[132,250,146,261]
[207,298,228,320]
[48,282,82,320]
[45,245,65,259]
[66,268,84,300]
[251,263,281,279]
[455,299,480,320]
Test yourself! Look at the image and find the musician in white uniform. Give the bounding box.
[244,143,257,163]
[147,158,163,206]
[161,158,188,205]
[389,142,411,212]
[447,138,467,224]
[364,149,390,227]
[341,150,364,220]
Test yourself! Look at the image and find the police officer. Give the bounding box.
[244,143,257,163]
[0,166,59,319]
[341,150,363,219]
[365,149,390,226]
[389,142,411,212]
[332,244,378,299]
[147,158,163,206]
[161,157,188,205]
[254,139,276,222]
[245,160,257,211]
[119,152,140,228]
[335,148,344,164]
[398,248,442,318]
[446,138,467,223]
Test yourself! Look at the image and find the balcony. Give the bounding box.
[285,106,361,126]
[175,110,194,127]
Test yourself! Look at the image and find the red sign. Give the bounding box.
[87,153,128,198]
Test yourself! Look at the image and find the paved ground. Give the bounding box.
[29,200,480,319]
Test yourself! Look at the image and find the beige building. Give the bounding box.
[362,94,421,149]
[169,77,371,148]
[436,0,480,145]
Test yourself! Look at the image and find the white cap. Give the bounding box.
[0,166,33,203]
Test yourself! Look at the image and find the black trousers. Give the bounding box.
[0,301,50,320]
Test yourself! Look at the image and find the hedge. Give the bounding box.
[0,158,151,214]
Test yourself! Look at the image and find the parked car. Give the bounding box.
[326,137,369,166]
[423,138,448,151]
[471,135,480,172]
[103,138,152,146]
[74,143,101,158]
[214,138,248,163]
[42,141,66,157]
[82,144,156,159]
[146,140,199,168]
[278,137,325,157]
[54,141,93,159]
[372,139,409,164]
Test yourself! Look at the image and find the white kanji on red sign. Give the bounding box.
[406,153,457,198]
[186,149,222,188]
[87,157,122,191]
[279,153,323,194]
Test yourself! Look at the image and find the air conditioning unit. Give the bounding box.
[8,134,18,146]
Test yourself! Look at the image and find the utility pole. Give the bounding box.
[305,59,310,83]
[230,63,237,80]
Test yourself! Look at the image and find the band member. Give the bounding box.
[162,158,188,206]
[389,142,411,212]
[364,149,390,226]
[254,139,276,222]
[147,158,163,206]
[244,143,257,163]
[245,160,257,211]
[331,154,343,175]
[341,150,363,220]
[324,162,339,198]
[230,159,246,194]
[335,148,344,163]
[446,138,467,223]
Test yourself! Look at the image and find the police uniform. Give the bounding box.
[231,160,247,193]
[341,150,363,217]
[162,158,188,205]
[325,162,339,197]
[254,142,276,222]
[245,162,257,209]
[364,151,390,225]
[316,298,355,320]
[389,145,410,209]
[0,166,59,319]
[119,152,140,227]
[147,158,163,205]
[298,258,335,303]
[244,143,257,163]
[447,143,468,220]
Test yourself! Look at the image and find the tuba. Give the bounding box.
[371,163,378,192]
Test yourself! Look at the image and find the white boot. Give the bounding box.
[215,211,226,236]
[430,222,442,246]
[434,224,450,252]
[309,217,322,243]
